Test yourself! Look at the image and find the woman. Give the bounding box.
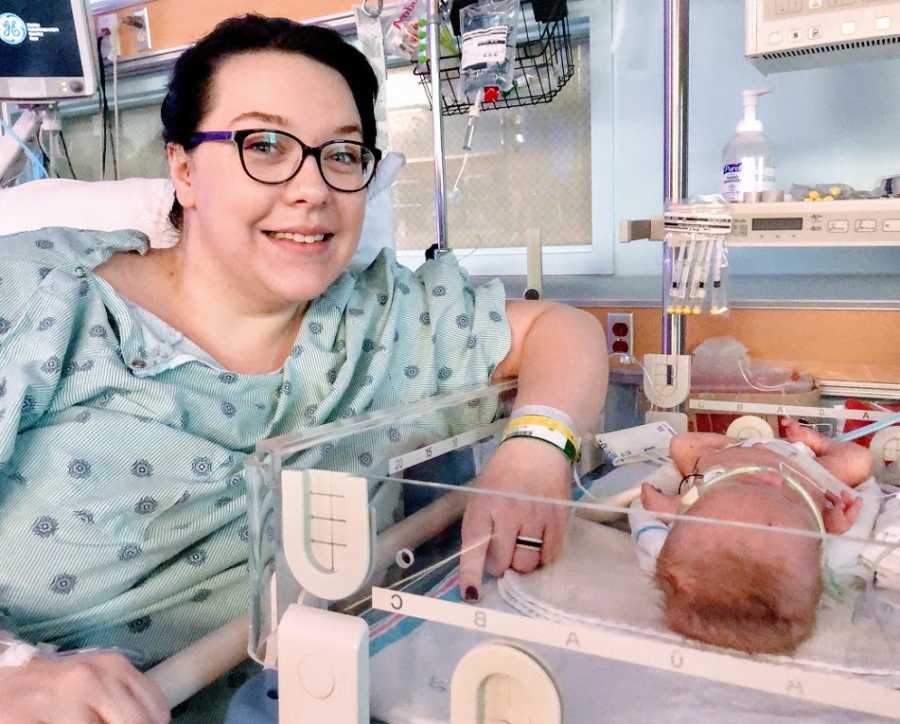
[0,15,606,722]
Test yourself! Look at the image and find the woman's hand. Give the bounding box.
[0,651,170,724]
[458,437,572,602]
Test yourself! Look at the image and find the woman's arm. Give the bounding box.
[491,300,608,432]
[458,301,608,600]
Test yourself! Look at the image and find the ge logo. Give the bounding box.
[0,13,27,46]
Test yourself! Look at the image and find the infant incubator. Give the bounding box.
[230,381,900,723]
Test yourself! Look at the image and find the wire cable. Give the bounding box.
[737,356,796,392]
[835,412,900,443]
[96,36,110,179]
[36,127,49,168]
[59,128,78,180]
[112,50,120,179]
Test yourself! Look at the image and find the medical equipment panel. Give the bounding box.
[661,198,900,247]
[0,0,97,101]
[746,0,900,72]
[246,382,900,723]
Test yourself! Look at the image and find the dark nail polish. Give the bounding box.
[465,586,480,602]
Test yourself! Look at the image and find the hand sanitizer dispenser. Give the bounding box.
[721,89,775,203]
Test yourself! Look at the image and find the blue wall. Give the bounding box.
[612,0,900,277]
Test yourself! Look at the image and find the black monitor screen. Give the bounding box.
[0,1,84,78]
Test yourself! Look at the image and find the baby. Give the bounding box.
[635,419,874,654]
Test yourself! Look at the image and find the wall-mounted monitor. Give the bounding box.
[0,0,97,101]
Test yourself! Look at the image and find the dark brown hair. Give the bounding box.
[160,15,379,229]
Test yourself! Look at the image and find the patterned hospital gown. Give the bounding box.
[0,227,511,672]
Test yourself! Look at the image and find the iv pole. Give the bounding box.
[428,0,450,256]
[662,0,689,364]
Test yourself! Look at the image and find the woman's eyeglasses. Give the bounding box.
[187,129,381,192]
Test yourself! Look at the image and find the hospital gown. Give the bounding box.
[0,227,511,671]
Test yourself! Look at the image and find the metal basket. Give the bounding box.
[413,1,575,116]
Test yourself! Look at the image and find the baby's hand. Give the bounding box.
[640,483,680,518]
[783,417,823,449]
[822,490,863,534]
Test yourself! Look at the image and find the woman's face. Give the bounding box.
[169,50,369,309]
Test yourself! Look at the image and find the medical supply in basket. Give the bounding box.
[384,0,421,60]
[721,89,775,203]
[384,0,456,61]
[459,0,521,95]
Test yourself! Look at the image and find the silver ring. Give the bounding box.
[515,535,543,551]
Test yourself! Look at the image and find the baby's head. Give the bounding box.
[642,478,823,654]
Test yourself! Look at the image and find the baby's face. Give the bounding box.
[685,477,819,532]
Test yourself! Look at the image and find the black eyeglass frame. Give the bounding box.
[187,128,382,192]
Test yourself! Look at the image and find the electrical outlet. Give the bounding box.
[96,13,119,60]
[607,312,634,357]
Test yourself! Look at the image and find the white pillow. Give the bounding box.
[351,150,405,272]
[0,151,406,268]
[0,177,180,247]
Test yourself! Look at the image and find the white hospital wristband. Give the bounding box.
[511,405,577,433]
[0,640,39,668]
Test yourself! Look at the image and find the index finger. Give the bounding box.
[459,503,493,603]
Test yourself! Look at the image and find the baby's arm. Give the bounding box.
[669,433,736,476]
[783,419,874,487]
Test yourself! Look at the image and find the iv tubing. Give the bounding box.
[835,413,900,443]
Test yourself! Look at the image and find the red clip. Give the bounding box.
[483,86,501,104]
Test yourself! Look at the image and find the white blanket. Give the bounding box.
[370,551,888,723]
[500,516,900,678]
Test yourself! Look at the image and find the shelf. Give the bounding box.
[482,273,900,310]
[624,199,900,248]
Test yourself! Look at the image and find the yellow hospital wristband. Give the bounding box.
[502,414,581,463]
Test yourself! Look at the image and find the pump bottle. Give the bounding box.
[721,89,775,202]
